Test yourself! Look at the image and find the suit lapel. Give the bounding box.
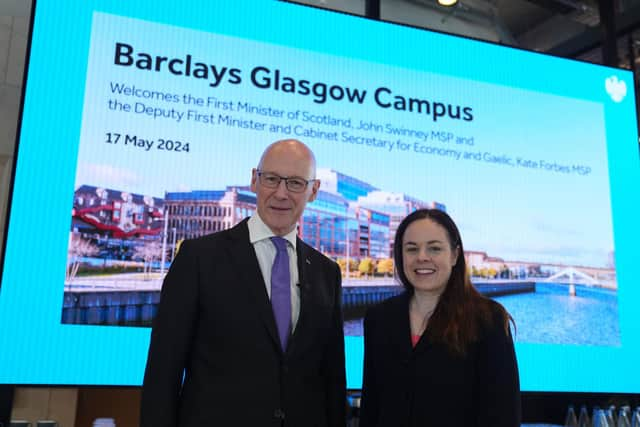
[390,292,415,357]
[225,220,281,351]
[405,293,431,355]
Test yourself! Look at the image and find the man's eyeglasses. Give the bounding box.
[256,170,316,193]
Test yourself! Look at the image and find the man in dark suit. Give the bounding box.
[140,139,346,427]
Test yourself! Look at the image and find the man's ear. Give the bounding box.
[307,179,320,202]
[250,168,258,193]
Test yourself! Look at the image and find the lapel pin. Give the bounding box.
[306,258,311,265]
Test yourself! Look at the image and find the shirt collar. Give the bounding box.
[248,213,297,249]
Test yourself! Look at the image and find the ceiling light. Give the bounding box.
[437,0,458,6]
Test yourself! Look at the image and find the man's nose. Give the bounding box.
[274,179,289,197]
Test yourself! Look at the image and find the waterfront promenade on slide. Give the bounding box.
[61,272,618,346]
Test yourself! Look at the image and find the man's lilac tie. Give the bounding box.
[270,236,291,351]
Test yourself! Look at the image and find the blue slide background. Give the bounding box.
[0,0,639,392]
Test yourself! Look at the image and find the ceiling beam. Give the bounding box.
[524,0,577,14]
[365,0,381,19]
[408,0,517,45]
[548,2,640,58]
[599,0,618,65]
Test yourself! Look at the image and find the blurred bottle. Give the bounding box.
[578,405,591,427]
[631,407,640,427]
[594,406,602,422]
[565,405,578,427]
[608,406,617,427]
[593,408,610,427]
[618,407,631,427]
[348,396,360,427]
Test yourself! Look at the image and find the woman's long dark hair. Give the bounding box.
[394,208,513,355]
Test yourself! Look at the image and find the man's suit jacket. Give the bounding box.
[140,219,346,427]
[359,292,520,427]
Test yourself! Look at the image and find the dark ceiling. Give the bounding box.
[294,0,640,71]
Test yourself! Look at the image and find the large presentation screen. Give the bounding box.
[1,0,639,392]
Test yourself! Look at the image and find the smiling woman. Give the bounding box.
[359,208,521,427]
[401,217,458,300]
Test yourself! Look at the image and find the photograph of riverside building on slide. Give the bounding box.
[61,165,620,347]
